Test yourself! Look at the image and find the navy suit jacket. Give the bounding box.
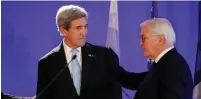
[134,48,193,99]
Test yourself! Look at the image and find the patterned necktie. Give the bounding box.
[71,49,81,95]
[147,59,153,70]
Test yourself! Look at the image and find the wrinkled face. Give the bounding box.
[140,28,160,59]
[61,17,88,48]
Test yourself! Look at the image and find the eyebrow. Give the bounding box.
[75,24,88,28]
[84,24,88,27]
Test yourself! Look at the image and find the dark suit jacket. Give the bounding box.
[134,48,193,99]
[36,42,147,99]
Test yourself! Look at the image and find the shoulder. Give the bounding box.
[85,42,118,59]
[38,44,61,63]
[85,42,114,53]
[158,48,192,82]
[158,48,189,71]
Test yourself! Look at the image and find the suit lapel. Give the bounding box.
[80,43,94,94]
[55,42,95,95]
[138,63,158,89]
[55,42,77,94]
[138,48,176,90]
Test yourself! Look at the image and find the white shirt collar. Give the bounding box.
[62,40,81,56]
[62,40,82,73]
[155,46,174,63]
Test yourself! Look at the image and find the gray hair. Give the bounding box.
[140,18,176,45]
[56,5,88,30]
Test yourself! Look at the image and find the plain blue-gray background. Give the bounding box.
[2,1,199,99]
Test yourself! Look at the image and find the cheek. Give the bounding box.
[148,45,157,54]
[143,42,149,49]
[71,33,79,39]
[144,43,153,52]
[67,34,77,43]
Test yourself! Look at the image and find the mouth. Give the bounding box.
[143,48,147,52]
[79,38,86,42]
[79,37,85,39]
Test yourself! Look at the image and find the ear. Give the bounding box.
[159,35,166,44]
[59,26,68,36]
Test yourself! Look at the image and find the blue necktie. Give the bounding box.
[71,49,81,95]
[147,59,153,70]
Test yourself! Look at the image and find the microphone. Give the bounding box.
[36,55,77,99]
[72,55,77,60]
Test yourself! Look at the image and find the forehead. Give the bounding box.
[140,27,150,36]
[71,17,88,27]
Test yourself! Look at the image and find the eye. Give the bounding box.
[84,24,88,28]
[141,36,144,40]
[76,26,82,30]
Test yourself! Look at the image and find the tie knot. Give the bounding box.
[152,61,156,66]
[71,49,79,55]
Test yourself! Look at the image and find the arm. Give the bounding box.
[116,66,147,90]
[36,60,48,99]
[2,92,19,99]
[1,92,34,99]
[158,63,186,99]
[159,73,185,99]
[106,48,147,90]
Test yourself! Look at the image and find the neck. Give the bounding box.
[153,44,173,60]
[63,39,78,49]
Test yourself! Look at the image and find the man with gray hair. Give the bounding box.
[134,18,193,99]
[36,4,147,99]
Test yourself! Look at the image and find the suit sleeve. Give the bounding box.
[36,60,48,99]
[106,48,147,90]
[159,64,185,99]
[1,92,31,99]
[2,92,15,99]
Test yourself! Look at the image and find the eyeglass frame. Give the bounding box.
[140,34,162,42]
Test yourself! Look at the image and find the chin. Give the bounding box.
[144,52,149,57]
[79,42,86,47]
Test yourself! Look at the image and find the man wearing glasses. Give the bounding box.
[133,18,193,99]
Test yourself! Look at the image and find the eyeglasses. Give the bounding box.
[140,34,161,42]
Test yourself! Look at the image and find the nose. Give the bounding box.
[80,27,87,36]
[140,39,143,46]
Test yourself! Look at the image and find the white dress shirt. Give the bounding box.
[63,41,82,75]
